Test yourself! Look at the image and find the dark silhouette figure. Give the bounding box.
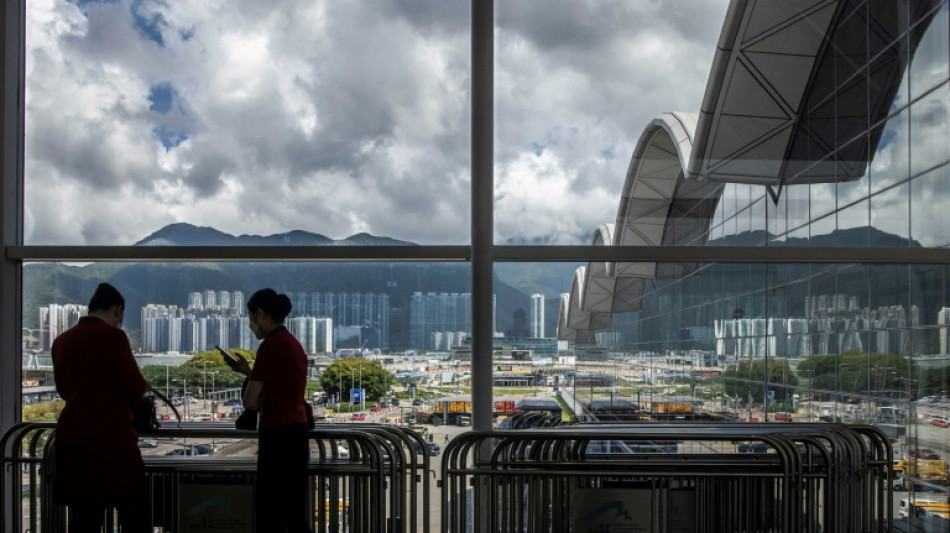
[224,288,309,532]
[52,283,150,532]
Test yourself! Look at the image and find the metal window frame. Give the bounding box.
[6,244,950,264]
[1,0,24,446]
[4,0,950,447]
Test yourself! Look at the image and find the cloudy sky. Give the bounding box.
[23,0,731,245]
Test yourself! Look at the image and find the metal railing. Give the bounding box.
[1,422,432,532]
[441,423,895,532]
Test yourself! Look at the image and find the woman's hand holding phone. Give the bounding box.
[216,345,251,376]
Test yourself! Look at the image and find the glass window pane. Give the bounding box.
[25,2,471,245]
[808,181,837,225]
[909,4,950,99]
[835,199,870,246]
[911,164,950,247]
[24,261,472,419]
[493,1,728,245]
[870,36,911,113]
[784,181,811,238]
[835,136,871,205]
[766,188,787,244]
[910,82,950,177]
[810,213,837,244]
[548,258,945,453]
[869,108,909,194]
[750,194,767,238]
[869,182,909,244]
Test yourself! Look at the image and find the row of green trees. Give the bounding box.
[722,350,950,403]
[140,352,396,403]
[319,356,392,402]
[722,359,798,403]
[795,351,916,394]
[140,349,255,396]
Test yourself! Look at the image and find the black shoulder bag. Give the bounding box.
[305,401,315,429]
[134,385,181,433]
[235,379,259,430]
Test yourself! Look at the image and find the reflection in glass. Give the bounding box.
[548,258,946,457]
[910,82,950,177]
[869,107,910,194]
[909,4,950,99]
[870,182,909,243]
[835,199,870,244]
[911,165,950,247]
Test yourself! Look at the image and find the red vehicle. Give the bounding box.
[774,412,793,422]
[350,413,365,421]
[930,417,949,428]
[370,404,382,412]
[909,448,941,460]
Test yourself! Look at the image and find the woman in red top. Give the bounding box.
[226,288,309,532]
[52,283,150,532]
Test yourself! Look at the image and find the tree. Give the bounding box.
[22,400,65,422]
[319,356,393,402]
[723,358,798,403]
[140,349,256,395]
[795,351,915,398]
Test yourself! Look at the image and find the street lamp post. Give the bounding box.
[173,378,189,420]
[589,373,594,419]
[200,370,219,407]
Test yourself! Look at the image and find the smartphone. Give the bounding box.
[215,345,239,363]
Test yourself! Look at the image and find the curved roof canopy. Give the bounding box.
[557,0,943,341]
[688,0,942,187]
[558,113,722,340]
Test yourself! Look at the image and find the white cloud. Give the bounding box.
[25,0,733,245]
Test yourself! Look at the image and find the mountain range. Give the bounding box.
[134,223,417,247]
[23,223,945,351]
[24,224,572,349]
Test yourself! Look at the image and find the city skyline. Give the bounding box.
[34,289,936,359]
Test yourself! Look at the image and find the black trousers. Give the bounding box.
[256,423,310,532]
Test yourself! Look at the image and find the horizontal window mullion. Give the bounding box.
[5,245,471,262]
[7,244,950,264]
[492,245,950,264]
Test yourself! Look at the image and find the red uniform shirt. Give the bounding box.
[52,316,147,507]
[250,326,308,428]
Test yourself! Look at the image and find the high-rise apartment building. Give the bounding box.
[187,292,203,310]
[287,291,390,349]
[38,303,87,350]
[203,290,216,310]
[141,304,184,352]
[287,316,333,354]
[530,294,545,339]
[410,292,496,350]
[217,290,231,310]
[141,291,255,352]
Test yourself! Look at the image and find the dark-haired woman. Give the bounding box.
[225,288,309,532]
[52,283,150,532]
